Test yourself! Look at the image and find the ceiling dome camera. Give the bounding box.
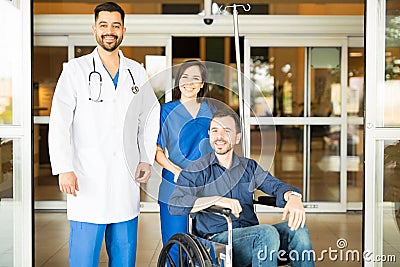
[203,17,214,25]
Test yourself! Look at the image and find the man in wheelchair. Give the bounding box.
[168,109,314,266]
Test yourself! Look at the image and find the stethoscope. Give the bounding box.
[88,58,140,102]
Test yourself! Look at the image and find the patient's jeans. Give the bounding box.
[209,222,314,267]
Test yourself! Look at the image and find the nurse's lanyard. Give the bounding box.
[88,58,140,102]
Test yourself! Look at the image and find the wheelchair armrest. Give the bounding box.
[253,195,277,207]
[189,206,232,238]
[204,205,232,216]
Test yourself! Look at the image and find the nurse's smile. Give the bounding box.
[182,86,196,92]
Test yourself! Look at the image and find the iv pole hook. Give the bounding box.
[219,4,251,13]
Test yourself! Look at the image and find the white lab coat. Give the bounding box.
[48,49,160,224]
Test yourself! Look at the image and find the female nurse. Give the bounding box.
[156,60,215,264]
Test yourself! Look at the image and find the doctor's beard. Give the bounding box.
[96,34,123,52]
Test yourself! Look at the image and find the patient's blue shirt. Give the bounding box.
[168,152,301,238]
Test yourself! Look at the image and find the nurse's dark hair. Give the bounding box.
[173,60,209,103]
[211,108,241,133]
[94,2,125,24]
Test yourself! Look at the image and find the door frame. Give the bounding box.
[0,0,32,266]
[364,0,400,265]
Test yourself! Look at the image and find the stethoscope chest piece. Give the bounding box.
[127,69,139,94]
[132,85,139,94]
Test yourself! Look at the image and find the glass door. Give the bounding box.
[33,36,68,209]
[245,37,355,212]
[0,0,32,266]
[365,0,400,265]
[347,39,364,208]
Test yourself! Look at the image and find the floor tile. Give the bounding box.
[33,211,369,266]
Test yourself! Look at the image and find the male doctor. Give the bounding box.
[48,2,160,266]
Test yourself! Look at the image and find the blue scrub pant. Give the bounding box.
[159,201,187,266]
[69,217,138,267]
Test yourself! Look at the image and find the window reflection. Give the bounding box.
[0,3,17,125]
[348,47,364,117]
[250,47,362,119]
[0,138,13,199]
[250,125,276,165]
[271,125,304,191]
[0,79,12,124]
[310,47,341,117]
[347,48,364,202]
[383,47,400,126]
[250,56,274,117]
[383,1,400,126]
[250,47,305,118]
[33,46,67,116]
[0,0,18,126]
[33,46,68,201]
[310,125,341,202]
[383,140,400,254]
[346,124,363,201]
[0,138,13,266]
[250,45,364,203]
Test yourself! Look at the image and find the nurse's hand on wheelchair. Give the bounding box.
[58,171,79,197]
[282,195,306,231]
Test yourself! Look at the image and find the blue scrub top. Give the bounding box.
[157,100,214,203]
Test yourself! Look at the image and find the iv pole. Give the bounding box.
[223,4,251,156]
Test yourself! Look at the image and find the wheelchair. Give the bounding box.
[157,196,290,267]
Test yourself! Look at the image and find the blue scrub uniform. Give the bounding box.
[157,100,213,264]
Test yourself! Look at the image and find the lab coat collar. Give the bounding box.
[91,49,130,94]
[91,48,127,71]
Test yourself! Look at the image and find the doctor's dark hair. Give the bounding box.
[211,108,241,133]
[173,60,209,103]
[94,2,125,24]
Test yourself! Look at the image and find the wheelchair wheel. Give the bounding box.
[157,233,213,267]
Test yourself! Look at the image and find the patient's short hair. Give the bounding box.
[211,109,241,133]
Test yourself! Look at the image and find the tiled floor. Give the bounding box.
[34,211,373,267]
